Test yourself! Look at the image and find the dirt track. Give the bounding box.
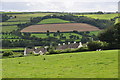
[20,23,100,32]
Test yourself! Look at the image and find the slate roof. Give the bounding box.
[56,43,80,50]
[34,48,47,54]
[25,48,34,54]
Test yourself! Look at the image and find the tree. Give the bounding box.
[87,41,109,50]
[46,30,50,36]
[98,23,120,49]
[3,51,14,56]
[81,36,89,43]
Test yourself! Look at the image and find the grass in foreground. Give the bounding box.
[2,50,118,78]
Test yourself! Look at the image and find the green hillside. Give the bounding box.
[2,50,118,78]
[1,13,53,32]
[37,18,70,24]
[76,14,118,20]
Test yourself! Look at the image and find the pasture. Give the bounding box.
[76,13,118,20]
[37,18,70,24]
[1,26,18,32]
[0,48,24,52]
[31,32,82,39]
[1,12,53,32]
[2,50,118,78]
[21,23,100,32]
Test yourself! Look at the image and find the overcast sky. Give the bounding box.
[1,0,120,12]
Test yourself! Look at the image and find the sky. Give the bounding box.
[0,0,120,12]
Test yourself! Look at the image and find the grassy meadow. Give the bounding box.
[0,48,24,52]
[76,13,118,20]
[2,50,118,78]
[31,32,82,39]
[37,18,70,24]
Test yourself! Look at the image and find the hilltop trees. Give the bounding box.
[1,14,10,22]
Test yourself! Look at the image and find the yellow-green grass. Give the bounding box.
[37,18,70,24]
[0,39,24,41]
[9,13,53,18]
[1,34,20,38]
[2,50,118,78]
[7,13,53,22]
[1,26,18,32]
[0,21,27,26]
[0,48,24,52]
[76,14,118,20]
[31,33,82,39]
[89,30,102,36]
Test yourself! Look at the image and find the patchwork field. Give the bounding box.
[2,50,118,78]
[1,13,53,32]
[21,23,100,32]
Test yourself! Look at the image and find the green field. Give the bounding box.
[89,30,101,36]
[31,32,82,39]
[1,26,18,32]
[2,50,118,78]
[1,34,20,39]
[0,48,24,52]
[37,18,70,24]
[76,14,118,20]
[1,13,53,32]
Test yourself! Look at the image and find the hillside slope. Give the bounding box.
[2,50,118,78]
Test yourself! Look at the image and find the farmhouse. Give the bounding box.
[24,47,47,55]
[56,42,83,50]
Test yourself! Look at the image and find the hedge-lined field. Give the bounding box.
[37,18,70,24]
[76,14,118,20]
[31,32,82,39]
[1,26,18,32]
[0,48,24,52]
[2,50,118,78]
[1,13,53,32]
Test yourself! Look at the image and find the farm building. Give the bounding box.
[56,42,83,50]
[24,47,47,55]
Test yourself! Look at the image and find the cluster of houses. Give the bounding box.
[24,42,83,55]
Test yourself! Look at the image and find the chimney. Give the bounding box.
[63,43,65,45]
[35,47,37,50]
[44,46,48,49]
[68,42,70,44]
[74,41,76,43]
[79,42,82,45]
[78,42,83,48]
[58,43,61,46]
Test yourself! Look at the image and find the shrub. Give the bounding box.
[76,47,89,52]
[49,49,61,54]
[3,51,14,57]
[87,41,109,50]
[33,54,39,56]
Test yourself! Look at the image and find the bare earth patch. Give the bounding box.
[20,23,100,32]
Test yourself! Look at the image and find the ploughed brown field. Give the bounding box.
[20,23,100,32]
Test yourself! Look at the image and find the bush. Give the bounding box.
[3,51,14,57]
[33,54,39,56]
[76,47,89,52]
[87,41,109,50]
[49,49,61,54]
